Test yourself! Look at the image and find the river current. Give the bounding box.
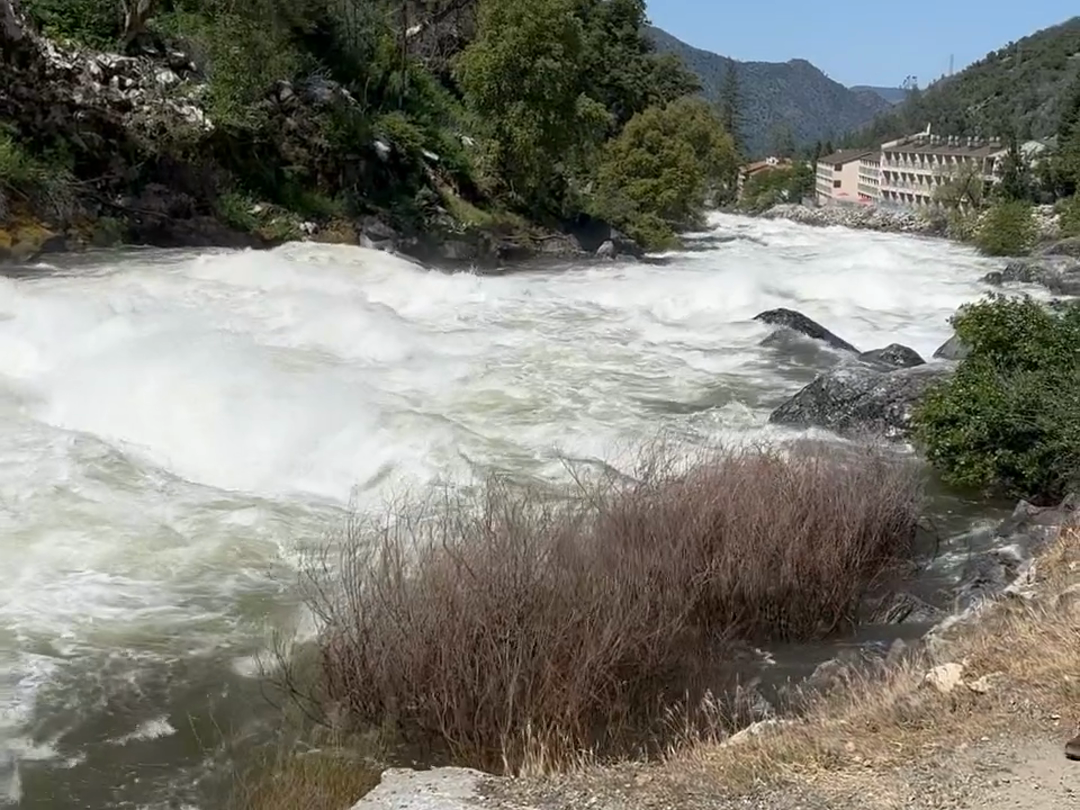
[0,213,1019,807]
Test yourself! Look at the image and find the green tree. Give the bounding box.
[593,97,735,248]
[995,130,1032,202]
[455,0,607,213]
[718,59,742,157]
[769,122,796,158]
[974,199,1037,256]
[914,295,1080,502]
[575,0,697,130]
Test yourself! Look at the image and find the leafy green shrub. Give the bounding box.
[1055,194,1080,237]
[973,199,1037,256]
[156,9,302,128]
[0,130,76,220]
[21,0,120,48]
[945,206,980,242]
[592,97,735,248]
[913,294,1080,502]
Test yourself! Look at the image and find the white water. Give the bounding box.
[0,212,1008,807]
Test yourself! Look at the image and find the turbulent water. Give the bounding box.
[0,213,1021,808]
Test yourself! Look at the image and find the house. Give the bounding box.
[737,156,792,194]
[815,149,877,205]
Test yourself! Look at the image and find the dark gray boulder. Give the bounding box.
[1039,236,1080,258]
[753,308,858,353]
[932,333,969,361]
[769,360,954,439]
[994,256,1080,295]
[858,343,925,369]
[953,495,1079,614]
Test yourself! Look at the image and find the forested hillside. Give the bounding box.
[1,0,737,260]
[646,26,892,156]
[843,17,1080,147]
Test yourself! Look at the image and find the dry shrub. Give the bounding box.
[300,440,923,774]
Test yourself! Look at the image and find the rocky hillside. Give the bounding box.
[844,16,1080,147]
[646,26,893,155]
[1,0,733,265]
[850,85,908,105]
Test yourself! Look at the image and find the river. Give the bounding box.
[0,213,1022,808]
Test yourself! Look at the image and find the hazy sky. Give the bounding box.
[646,0,1077,88]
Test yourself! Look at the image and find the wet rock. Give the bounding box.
[866,591,945,625]
[357,216,399,251]
[997,256,1080,295]
[754,308,858,353]
[595,239,616,259]
[1039,236,1080,258]
[351,767,499,810]
[932,333,970,361]
[858,343,925,369]
[768,360,953,439]
[982,270,1004,286]
[953,495,1079,614]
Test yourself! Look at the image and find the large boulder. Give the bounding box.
[754,308,858,353]
[1038,236,1080,259]
[987,256,1080,295]
[769,360,954,439]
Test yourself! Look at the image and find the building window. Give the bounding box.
[833,179,841,188]
[834,164,843,171]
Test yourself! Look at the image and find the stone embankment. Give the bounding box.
[761,201,1063,244]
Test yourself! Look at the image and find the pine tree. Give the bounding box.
[719,58,742,157]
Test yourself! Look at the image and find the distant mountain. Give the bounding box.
[645,27,893,156]
[842,17,1080,148]
[850,85,908,105]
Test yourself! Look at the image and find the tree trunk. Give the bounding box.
[1,0,28,49]
[119,0,158,50]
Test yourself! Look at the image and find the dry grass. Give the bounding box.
[230,749,381,810]
[675,527,1080,793]
[290,440,923,775]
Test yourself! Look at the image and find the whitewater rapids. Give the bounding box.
[0,212,1010,807]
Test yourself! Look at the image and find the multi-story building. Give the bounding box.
[815,149,876,205]
[857,152,881,202]
[877,132,1008,208]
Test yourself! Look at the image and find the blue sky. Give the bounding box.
[647,0,1077,88]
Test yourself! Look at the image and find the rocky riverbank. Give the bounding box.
[760,201,1064,245]
[0,1,643,269]
[349,507,1080,810]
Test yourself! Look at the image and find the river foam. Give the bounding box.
[0,212,1009,807]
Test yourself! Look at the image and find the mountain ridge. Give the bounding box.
[645,27,893,155]
[841,16,1080,147]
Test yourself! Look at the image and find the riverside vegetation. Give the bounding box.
[235,292,1080,810]
[0,0,736,262]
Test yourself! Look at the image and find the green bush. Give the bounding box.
[0,130,76,220]
[1055,194,1080,237]
[973,199,1037,256]
[913,294,1080,502]
[21,0,120,48]
[592,97,735,248]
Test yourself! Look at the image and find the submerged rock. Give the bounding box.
[858,343,925,369]
[769,360,953,439]
[754,307,858,353]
